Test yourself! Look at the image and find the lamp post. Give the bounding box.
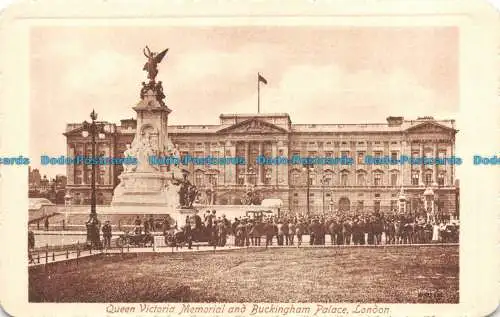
[302,163,314,216]
[320,175,328,215]
[432,181,439,222]
[81,109,107,217]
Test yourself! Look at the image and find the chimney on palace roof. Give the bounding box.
[386,116,404,127]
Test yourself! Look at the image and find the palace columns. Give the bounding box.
[271,142,277,185]
[434,142,438,183]
[258,142,264,184]
[419,141,424,185]
[447,143,453,186]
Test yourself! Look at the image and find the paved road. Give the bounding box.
[28,241,457,267]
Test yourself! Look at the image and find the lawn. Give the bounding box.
[29,245,458,303]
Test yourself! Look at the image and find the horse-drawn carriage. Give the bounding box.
[163,213,222,247]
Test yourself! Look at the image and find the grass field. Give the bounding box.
[29,245,458,303]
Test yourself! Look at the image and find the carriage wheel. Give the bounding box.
[116,237,126,248]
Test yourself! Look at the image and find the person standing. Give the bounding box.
[367,217,375,245]
[288,221,296,246]
[102,221,112,249]
[265,220,274,246]
[344,218,352,245]
[148,215,155,232]
[296,219,304,246]
[143,215,150,234]
[217,218,227,247]
[44,217,49,231]
[134,216,142,235]
[283,220,290,246]
[276,220,284,246]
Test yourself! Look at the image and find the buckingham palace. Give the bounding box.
[63,113,459,218]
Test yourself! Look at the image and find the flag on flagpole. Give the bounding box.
[258,73,268,85]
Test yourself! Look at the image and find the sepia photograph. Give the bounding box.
[0,1,499,316]
[26,25,460,304]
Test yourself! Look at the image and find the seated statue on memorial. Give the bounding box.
[123,143,137,173]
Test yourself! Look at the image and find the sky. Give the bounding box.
[29,26,458,177]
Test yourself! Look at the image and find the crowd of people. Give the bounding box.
[180,210,459,248]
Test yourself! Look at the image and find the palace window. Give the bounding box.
[309,173,315,186]
[322,173,333,186]
[264,168,272,185]
[357,151,365,164]
[237,174,245,185]
[424,171,433,186]
[374,201,381,213]
[373,172,382,186]
[340,172,348,186]
[325,151,333,158]
[391,173,398,186]
[208,174,218,186]
[391,151,398,161]
[194,172,203,186]
[195,151,204,158]
[374,151,382,159]
[438,172,445,186]
[97,170,105,185]
[390,200,397,211]
[356,172,366,186]
[424,148,432,158]
[247,174,257,185]
[357,200,364,211]
[340,151,350,158]
[291,171,300,185]
[411,171,420,185]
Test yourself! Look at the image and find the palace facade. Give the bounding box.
[63,113,459,217]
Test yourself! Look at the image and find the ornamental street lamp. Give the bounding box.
[320,175,328,215]
[81,109,107,218]
[81,110,108,249]
[302,163,314,216]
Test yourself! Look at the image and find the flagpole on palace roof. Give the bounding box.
[257,72,261,114]
[257,73,268,114]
